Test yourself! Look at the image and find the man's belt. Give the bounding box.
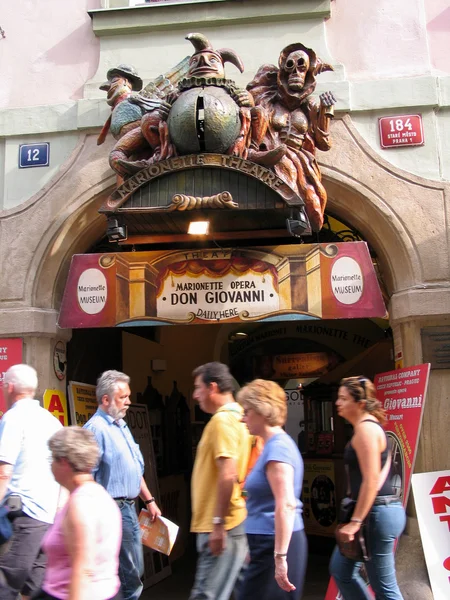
[113,497,136,504]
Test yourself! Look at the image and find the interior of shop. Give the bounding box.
[66,313,394,597]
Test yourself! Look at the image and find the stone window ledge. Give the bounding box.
[89,0,331,36]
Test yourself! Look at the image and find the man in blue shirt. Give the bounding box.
[84,370,161,600]
[0,364,62,600]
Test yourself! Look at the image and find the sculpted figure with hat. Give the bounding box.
[98,63,182,177]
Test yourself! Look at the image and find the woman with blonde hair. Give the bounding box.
[329,376,405,599]
[237,379,307,600]
[34,427,122,600]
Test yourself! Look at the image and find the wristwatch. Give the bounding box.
[144,498,156,505]
[212,516,225,525]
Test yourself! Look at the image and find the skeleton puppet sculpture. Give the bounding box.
[247,43,336,231]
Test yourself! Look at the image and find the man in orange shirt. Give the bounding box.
[189,362,251,600]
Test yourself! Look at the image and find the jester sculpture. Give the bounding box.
[97,62,188,176]
[118,33,270,174]
[247,44,336,231]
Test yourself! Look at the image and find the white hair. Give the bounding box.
[96,370,130,404]
[4,364,38,395]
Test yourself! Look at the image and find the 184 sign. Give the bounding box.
[379,114,424,149]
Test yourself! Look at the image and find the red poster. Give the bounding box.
[325,364,430,599]
[0,339,23,419]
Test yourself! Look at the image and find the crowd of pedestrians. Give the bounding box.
[0,362,405,600]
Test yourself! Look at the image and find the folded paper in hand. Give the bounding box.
[139,509,179,556]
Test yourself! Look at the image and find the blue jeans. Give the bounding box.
[189,522,248,600]
[116,500,144,600]
[330,502,406,600]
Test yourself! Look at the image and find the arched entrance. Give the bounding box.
[29,117,446,597]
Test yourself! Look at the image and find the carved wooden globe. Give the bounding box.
[167,87,241,154]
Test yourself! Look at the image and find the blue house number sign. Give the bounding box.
[19,143,50,168]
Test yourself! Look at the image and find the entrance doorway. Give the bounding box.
[65,313,393,598]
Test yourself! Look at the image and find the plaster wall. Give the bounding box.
[0,0,449,212]
[0,0,100,109]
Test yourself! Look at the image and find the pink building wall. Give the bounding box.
[326,0,450,79]
[0,0,448,110]
[0,0,100,109]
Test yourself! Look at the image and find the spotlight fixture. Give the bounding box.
[106,217,128,242]
[188,221,210,235]
[286,208,309,238]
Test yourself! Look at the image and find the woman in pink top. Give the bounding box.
[34,427,122,600]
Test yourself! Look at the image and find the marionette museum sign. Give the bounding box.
[58,242,386,328]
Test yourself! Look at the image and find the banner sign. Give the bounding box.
[303,459,337,537]
[43,389,69,426]
[67,381,98,426]
[325,363,430,599]
[58,243,386,329]
[412,470,450,600]
[0,338,23,419]
[375,363,430,505]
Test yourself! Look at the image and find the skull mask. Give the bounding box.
[284,50,310,92]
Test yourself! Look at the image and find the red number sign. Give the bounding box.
[379,114,424,149]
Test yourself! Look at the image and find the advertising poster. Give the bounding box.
[375,363,430,505]
[43,389,69,426]
[303,459,337,537]
[58,243,386,329]
[0,338,23,419]
[412,470,450,600]
[324,363,430,599]
[125,404,171,588]
[67,381,97,426]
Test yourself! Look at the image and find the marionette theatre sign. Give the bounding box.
[58,242,386,328]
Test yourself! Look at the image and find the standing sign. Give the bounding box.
[412,470,450,600]
[324,363,430,599]
[303,459,337,537]
[125,404,171,589]
[43,389,69,426]
[67,381,98,426]
[375,363,430,505]
[379,115,424,149]
[0,338,23,419]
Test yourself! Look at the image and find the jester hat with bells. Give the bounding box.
[186,33,244,79]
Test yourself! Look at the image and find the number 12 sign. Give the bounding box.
[19,142,50,168]
[379,114,424,149]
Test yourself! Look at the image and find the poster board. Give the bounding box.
[303,459,337,537]
[43,389,69,426]
[67,381,97,426]
[412,470,450,600]
[325,363,430,599]
[126,404,171,588]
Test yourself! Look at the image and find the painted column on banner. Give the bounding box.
[324,364,430,599]
[0,338,23,418]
